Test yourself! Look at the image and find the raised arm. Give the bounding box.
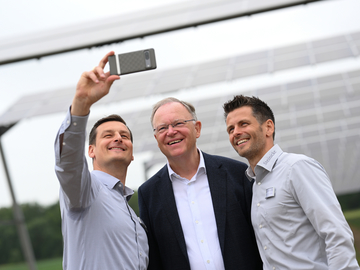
[55,51,120,209]
[71,51,120,116]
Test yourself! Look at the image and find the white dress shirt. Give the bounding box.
[247,144,359,270]
[167,150,225,270]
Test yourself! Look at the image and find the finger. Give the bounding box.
[92,66,105,79]
[85,70,100,83]
[98,51,115,69]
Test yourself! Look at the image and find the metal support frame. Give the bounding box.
[0,138,37,270]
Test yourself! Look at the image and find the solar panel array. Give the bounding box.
[1,31,359,125]
[101,68,360,195]
[1,31,360,194]
[0,0,323,65]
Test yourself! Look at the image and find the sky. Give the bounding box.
[0,0,360,208]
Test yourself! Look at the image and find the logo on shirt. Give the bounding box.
[263,150,276,165]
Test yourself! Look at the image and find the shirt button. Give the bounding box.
[257,182,261,185]
[259,224,263,229]
[264,246,267,250]
[191,201,195,204]
[273,267,276,270]
[195,220,199,224]
[257,203,260,207]
[73,122,77,126]
[67,120,70,124]
[62,142,66,146]
[201,240,204,243]
[207,260,210,264]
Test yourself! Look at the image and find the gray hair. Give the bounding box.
[150,97,197,127]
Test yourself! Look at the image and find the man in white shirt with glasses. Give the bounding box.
[138,97,262,270]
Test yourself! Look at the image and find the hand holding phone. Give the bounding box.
[108,48,157,75]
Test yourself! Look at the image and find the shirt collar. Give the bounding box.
[91,170,134,198]
[246,144,283,181]
[167,148,206,181]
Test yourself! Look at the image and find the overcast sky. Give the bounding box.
[0,0,359,208]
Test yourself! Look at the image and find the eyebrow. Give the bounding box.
[100,129,130,136]
[156,119,184,126]
[226,125,234,132]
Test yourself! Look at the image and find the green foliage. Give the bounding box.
[0,193,141,266]
[337,191,360,211]
[25,203,63,260]
[343,209,360,262]
[128,191,139,216]
[0,207,22,264]
[0,202,62,265]
[1,194,358,268]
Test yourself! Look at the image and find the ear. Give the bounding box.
[88,145,95,158]
[195,121,202,139]
[265,119,275,138]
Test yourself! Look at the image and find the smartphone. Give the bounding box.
[108,48,157,75]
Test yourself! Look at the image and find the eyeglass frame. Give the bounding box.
[153,119,196,134]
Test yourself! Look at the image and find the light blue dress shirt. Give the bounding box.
[247,144,359,270]
[54,109,148,270]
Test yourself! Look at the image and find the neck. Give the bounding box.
[248,142,275,175]
[168,148,200,180]
[93,162,128,186]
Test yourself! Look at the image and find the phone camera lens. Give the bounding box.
[145,51,150,60]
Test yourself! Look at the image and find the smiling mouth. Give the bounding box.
[109,147,125,151]
[168,139,182,145]
[236,139,249,145]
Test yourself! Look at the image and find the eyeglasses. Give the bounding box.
[153,119,196,134]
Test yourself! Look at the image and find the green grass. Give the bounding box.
[0,257,62,270]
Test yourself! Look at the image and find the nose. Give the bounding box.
[233,126,242,137]
[114,132,122,142]
[166,125,177,136]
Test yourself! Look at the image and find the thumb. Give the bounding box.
[105,74,120,88]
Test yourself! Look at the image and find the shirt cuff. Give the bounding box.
[64,106,89,132]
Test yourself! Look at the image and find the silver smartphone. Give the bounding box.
[108,48,157,75]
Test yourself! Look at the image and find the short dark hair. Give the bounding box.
[89,114,133,145]
[223,95,275,139]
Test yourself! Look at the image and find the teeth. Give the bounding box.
[168,140,181,145]
[237,139,248,145]
[110,147,124,151]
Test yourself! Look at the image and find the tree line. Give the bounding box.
[0,190,358,265]
[0,192,139,265]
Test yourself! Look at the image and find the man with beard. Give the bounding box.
[223,95,359,270]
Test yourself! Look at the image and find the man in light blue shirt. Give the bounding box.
[54,51,148,270]
[223,95,359,270]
